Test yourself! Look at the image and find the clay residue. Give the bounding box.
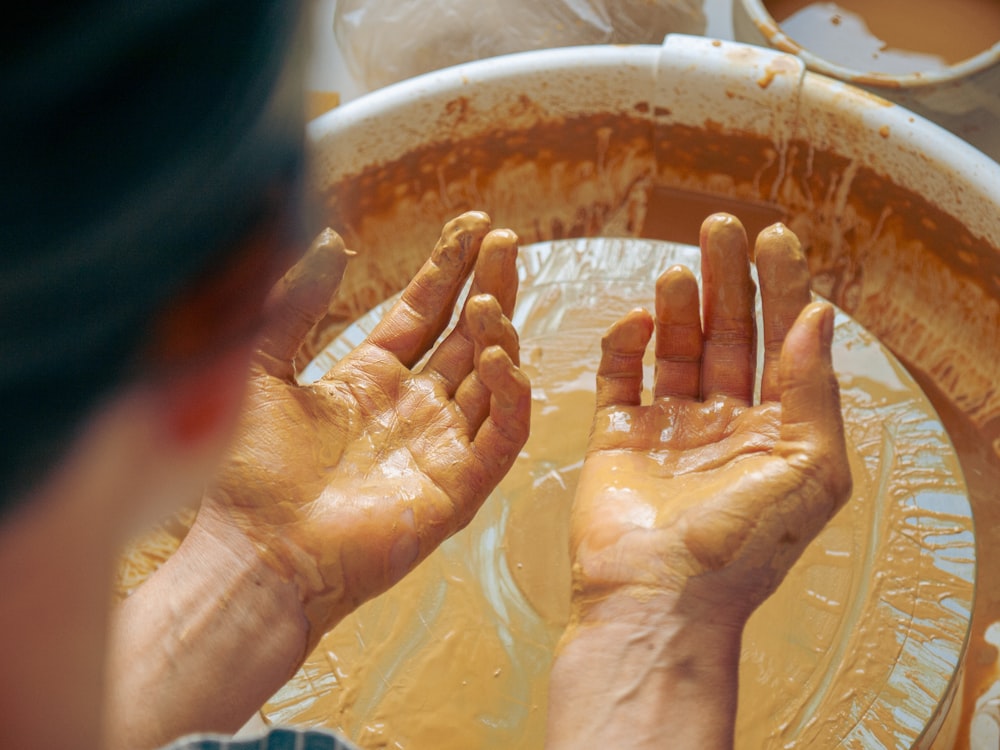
[740,347,973,748]
[266,239,972,749]
[290,88,1000,747]
[766,0,1000,71]
[317,115,1000,436]
[305,113,657,362]
[299,111,998,745]
[907,370,1000,748]
[122,103,1000,745]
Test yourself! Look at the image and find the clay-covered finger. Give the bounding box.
[778,302,853,508]
[469,346,531,466]
[595,309,654,410]
[654,265,703,400]
[479,345,530,413]
[258,228,353,381]
[757,223,812,402]
[428,292,519,399]
[473,228,520,317]
[423,229,519,388]
[452,295,521,427]
[699,213,757,404]
[442,346,530,531]
[467,294,520,364]
[366,211,491,368]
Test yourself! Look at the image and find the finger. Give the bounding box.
[460,346,531,526]
[778,302,838,438]
[422,228,519,390]
[778,302,852,506]
[756,223,812,402]
[596,309,654,409]
[468,294,520,363]
[475,228,520,318]
[700,213,757,404]
[654,265,703,400]
[365,211,491,368]
[453,295,521,429]
[257,228,353,381]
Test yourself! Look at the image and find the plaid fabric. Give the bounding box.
[161,727,360,750]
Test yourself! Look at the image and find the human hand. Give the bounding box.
[569,214,852,630]
[200,212,530,648]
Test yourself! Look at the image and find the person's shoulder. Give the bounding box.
[161,727,361,750]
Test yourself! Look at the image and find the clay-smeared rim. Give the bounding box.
[738,0,1000,89]
[309,38,1000,248]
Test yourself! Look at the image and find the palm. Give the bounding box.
[569,216,852,626]
[205,214,530,635]
[576,399,809,618]
[317,345,494,530]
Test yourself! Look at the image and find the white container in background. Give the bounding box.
[732,0,1000,160]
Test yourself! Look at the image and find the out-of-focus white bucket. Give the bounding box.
[297,35,1000,748]
[732,0,1000,160]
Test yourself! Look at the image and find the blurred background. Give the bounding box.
[305,0,736,110]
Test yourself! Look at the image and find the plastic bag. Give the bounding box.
[333,0,706,91]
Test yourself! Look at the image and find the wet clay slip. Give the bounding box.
[766,0,1000,73]
[277,237,973,748]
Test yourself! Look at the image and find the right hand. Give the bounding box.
[569,214,853,629]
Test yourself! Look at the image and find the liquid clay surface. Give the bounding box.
[765,0,1000,73]
[273,237,974,749]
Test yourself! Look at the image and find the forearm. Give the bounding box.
[104,508,309,750]
[546,596,743,750]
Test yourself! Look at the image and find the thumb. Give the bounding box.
[778,302,852,503]
[257,228,354,380]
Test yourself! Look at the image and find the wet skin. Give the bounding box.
[570,214,852,629]
[202,212,531,649]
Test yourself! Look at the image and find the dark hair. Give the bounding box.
[0,1,306,510]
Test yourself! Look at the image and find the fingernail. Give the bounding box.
[820,304,835,348]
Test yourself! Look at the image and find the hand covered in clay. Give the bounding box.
[202,212,530,648]
[570,213,853,629]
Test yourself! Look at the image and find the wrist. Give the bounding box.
[195,494,348,654]
[560,589,745,667]
[106,508,311,749]
[568,583,750,634]
[185,499,313,652]
[548,600,744,750]
[181,505,312,662]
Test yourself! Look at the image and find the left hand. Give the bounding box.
[201,212,530,647]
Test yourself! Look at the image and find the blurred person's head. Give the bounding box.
[0,0,308,522]
[0,4,310,748]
